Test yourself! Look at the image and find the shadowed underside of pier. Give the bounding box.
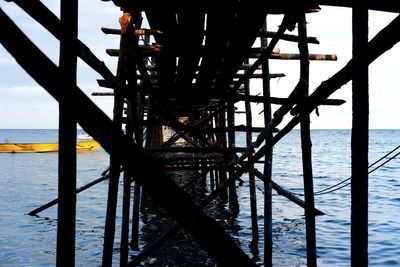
[1,0,400,266]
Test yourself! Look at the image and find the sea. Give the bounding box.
[0,129,399,266]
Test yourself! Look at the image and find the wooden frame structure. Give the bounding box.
[1,1,400,266]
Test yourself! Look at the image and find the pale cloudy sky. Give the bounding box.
[0,2,399,129]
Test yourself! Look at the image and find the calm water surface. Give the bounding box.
[0,129,399,266]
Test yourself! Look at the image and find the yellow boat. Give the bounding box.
[0,140,100,153]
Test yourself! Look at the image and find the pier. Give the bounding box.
[1,1,400,266]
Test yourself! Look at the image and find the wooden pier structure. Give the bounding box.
[1,1,400,266]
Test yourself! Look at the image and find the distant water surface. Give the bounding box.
[0,129,399,266]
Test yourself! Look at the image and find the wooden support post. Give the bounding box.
[210,167,215,191]
[261,20,273,267]
[351,8,369,267]
[130,181,141,249]
[120,170,132,267]
[130,72,143,251]
[216,111,228,203]
[102,149,122,267]
[298,13,317,267]
[119,9,141,267]
[209,111,217,191]
[244,69,259,249]
[102,11,133,267]
[57,1,77,266]
[227,101,239,215]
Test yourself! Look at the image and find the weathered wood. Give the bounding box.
[351,8,369,267]
[102,11,136,267]
[100,26,319,44]
[260,20,273,267]
[254,52,338,61]
[298,14,317,267]
[249,167,324,215]
[28,168,110,216]
[101,99,122,267]
[57,1,78,266]
[120,13,140,263]
[145,146,248,153]
[244,64,259,248]
[233,93,345,106]
[106,45,161,57]
[130,181,141,249]
[101,27,162,36]
[235,73,285,79]
[106,48,337,61]
[185,125,273,133]
[215,110,229,203]
[120,170,132,267]
[0,12,257,266]
[227,101,239,215]
[92,92,115,96]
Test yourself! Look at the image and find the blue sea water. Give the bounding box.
[0,129,399,266]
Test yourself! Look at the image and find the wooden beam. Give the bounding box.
[232,93,345,106]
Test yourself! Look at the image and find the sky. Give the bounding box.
[0,2,399,129]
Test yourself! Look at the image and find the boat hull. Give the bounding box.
[0,141,100,153]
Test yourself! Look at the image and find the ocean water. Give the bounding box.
[0,129,399,266]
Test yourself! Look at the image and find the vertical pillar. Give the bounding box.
[227,101,239,215]
[244,70,259,249]
[120,9,141,266]
[351,8,369,267]
[261,19,273,267]
[216,110,228,203]
[102,10,133,267]
[130,181,141,249]
[298,13,317,267]
[57,0,78,266]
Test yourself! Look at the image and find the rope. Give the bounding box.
[293,144,400,196]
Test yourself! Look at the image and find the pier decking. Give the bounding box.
[1,1,400,266]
